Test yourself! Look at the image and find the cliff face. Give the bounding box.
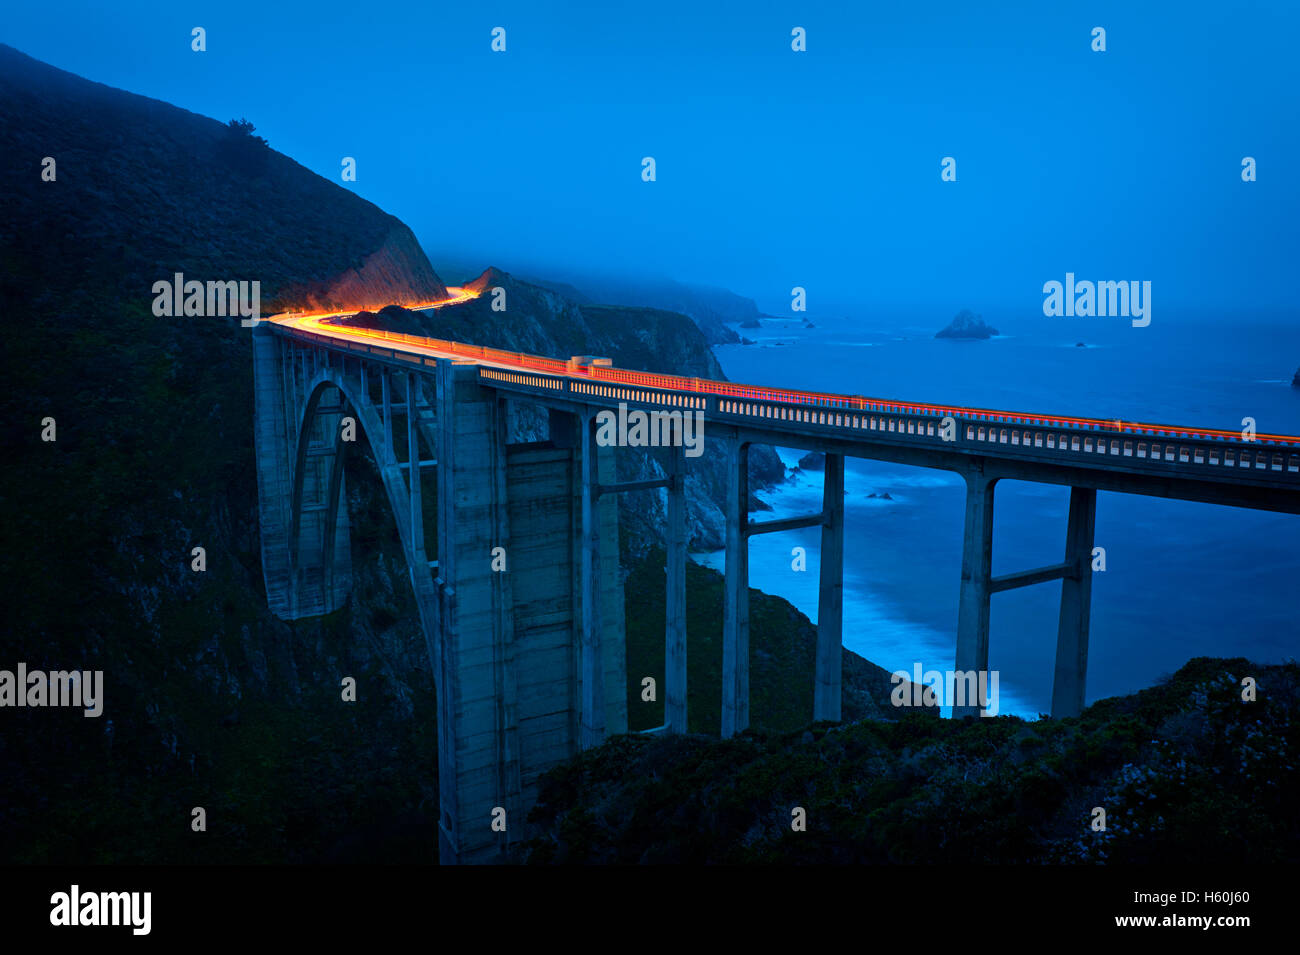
[523,271,761,346]
[280,224,448,312]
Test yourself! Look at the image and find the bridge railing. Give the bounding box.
[272,319,1300,464]
[709,392,1300,480]
[477,365,1300,483]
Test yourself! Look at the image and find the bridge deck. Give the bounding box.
[268,313,1300,504]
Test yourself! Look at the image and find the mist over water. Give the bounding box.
[699,308,1300,718]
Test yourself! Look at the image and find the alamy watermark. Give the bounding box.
[595,402,704,458]
[891,664,1000,716]
[50,885,150,935]
[152,272,261,326]
[1043,273,1151,327]
[0,663,103,717]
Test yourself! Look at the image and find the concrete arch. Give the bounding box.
[288,366,442,666]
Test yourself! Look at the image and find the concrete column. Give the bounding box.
[722,438,750,737]
[406,372,425,557]
[579,411,605,749]
[433,360,512,864]
[252,325,294,618]
[814,453,845,722]
[491,397,521,851]
[381,370,394,458]
[280,342,296,456]
[665,442,688,733]
[597,436,626,737]
[298,350,308,430]
[954,468,995,718]
[1051,487,1097,719]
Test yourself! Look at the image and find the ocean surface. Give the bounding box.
[696,306,1300,718]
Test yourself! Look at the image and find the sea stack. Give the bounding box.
[935,309,998,339]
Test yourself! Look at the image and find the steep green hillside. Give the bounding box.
[526,657,1300,864]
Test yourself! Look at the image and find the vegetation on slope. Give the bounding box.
[526,657,1299,863]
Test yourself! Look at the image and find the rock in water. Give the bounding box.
[1293,367,1300,388]
[935,309,998,339]
[798,451,826,470]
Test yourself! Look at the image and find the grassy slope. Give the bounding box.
[526,657,1300,863]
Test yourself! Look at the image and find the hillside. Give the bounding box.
[527,657,1300,864]
[0,45,446,313]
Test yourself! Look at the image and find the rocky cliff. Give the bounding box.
[522,271,767,346]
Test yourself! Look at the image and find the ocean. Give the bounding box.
[696,306,1300,718]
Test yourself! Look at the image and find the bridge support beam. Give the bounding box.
[954,468,996,718]
[665,443,688,734]
[814,453,845,722]
[253,325,296,617]
[253,326,353,619]
[1051,487,1097,719]
[434,361,516,864]
[722,438,750,737]
[405,373,426,557]
[579,411,605,749]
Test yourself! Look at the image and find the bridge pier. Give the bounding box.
[253,325,353,618]
[432,361,514,864]
[665,442,688,734]
[253,326,296,617]
[814,453,845,722]
[722,437,750,737]
[579,411,606,749]
[1051,487,1097,718]
[951,468,1099,720]
[953,468,996,718]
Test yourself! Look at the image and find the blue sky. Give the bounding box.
[5,0,1297,314]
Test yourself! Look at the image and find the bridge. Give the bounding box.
[252,293,1300,863]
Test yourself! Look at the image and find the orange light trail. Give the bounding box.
[268,293,1300,447]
